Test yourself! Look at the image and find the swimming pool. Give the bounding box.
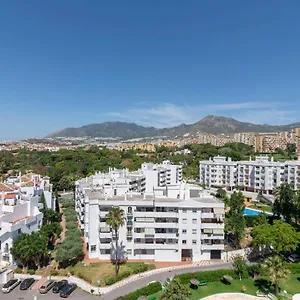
[243,208,272,216]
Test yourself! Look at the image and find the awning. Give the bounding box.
[213,229,224,234]
[214,208,225,214]
[203,229,213,234]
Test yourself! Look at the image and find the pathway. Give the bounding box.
[202,293,264,300]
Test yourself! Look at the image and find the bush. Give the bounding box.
[116,282,162,300]
[105,271,132,285]
[175,269,238,284]
[27,269,35,275]
[50,269,59,276]
[14,267,22,274]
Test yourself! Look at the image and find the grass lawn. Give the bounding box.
[147,274,300,300]
[250,202,273,213]
[58,262,155,286]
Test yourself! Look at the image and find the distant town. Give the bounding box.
[1,127,300,155]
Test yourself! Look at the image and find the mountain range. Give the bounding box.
[47,115,300,140]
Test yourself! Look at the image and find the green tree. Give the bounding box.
[273,184,294,223]
[226,192,246,248]
[262,256,290,295]
[253,213,268,227]
[232,255,248,280]
[106,207,125,276]
[160,278,190,300]
[39,192,46,208]
[286,143,296,155]
[252,220,300,254]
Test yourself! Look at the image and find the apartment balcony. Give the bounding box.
[142,222,179,228]
[201,223,224,229]
[127,232,133,237]
[99,211,108,217]
[154,232,177,238]
[134,211,178,218]
[99,243,111,249]
[201,234,224,239]
[134,243,178,250]
[201,244,224,250]
[201,213,214,219]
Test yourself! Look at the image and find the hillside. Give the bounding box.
[47,116,300,139]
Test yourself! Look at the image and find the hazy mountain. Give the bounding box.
[47,116,300,139]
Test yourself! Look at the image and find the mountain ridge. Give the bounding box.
[47,116,300,139]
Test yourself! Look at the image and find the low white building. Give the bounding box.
[199,156,300,193]
[75,174,225,262]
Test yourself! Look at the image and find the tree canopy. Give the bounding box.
[160,278,190,300]
[252,220,300,254]
[226,191,246,249]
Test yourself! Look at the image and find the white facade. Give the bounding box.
[199,156,300,192]
[0,192,43,266]
[75,174,225,263]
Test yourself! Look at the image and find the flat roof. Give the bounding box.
[85,190,220,204]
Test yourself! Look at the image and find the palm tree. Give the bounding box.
[262,256,290,295]
[106,206,125,276]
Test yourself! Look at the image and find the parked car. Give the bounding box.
[288,253,300,263]
[60,283,77,298]
[53,280,68,294]
[39,280,56,294]
[2,279,21,293]
[20,277,35,290]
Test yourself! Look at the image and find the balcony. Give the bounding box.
[201,213,214,219]
[143,222,179,228]
[201,244,224,250]
[134,211,178,218]
[201,223,224,229]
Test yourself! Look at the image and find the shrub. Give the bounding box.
[14,267,22,274]
[117,282,162,300]
[105,271,132,285]
[50,269,59,276]
[27,269,35,275]
[175,269,238,284]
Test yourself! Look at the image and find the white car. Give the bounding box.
[2,278,21,293]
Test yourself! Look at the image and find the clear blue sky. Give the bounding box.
[1,0,300,140]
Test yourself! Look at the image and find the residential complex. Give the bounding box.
[199,156,300,193]
[0,173,53,283]
[75,166,225,262]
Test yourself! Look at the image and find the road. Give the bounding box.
[102,262,232,300]
[0,262,231,300]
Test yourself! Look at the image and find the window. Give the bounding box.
[192,229,197,235]
[17,229,21,234]
[127,249,132,255]
[182,218,187,224]
[182,209,187,213]
[182,240,187,244]
[182,229,187,234]
[100,249,111,255]
[192,209,197,213]
[128,207,132,214]
[192,218,197,224]
[192,240,197,245]
[90,245,96,252]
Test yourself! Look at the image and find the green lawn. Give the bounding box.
[250,202,273,213]
[149,275,300,300]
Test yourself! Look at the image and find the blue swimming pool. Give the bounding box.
[243,208,272,216]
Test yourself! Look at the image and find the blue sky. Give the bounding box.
[1,0,300,140]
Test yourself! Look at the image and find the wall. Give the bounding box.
[154,249,181,262]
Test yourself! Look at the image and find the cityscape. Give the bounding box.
[1,1,300,300]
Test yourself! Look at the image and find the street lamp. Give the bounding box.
[97,280,101,295]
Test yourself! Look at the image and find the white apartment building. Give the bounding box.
[141,160,182,192]
[199,156,300,193]
[75,173,225,263]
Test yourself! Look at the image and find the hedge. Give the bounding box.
[175,269,239,284]
[116,282,162,300]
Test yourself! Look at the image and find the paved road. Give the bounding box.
[102,262,232,300]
